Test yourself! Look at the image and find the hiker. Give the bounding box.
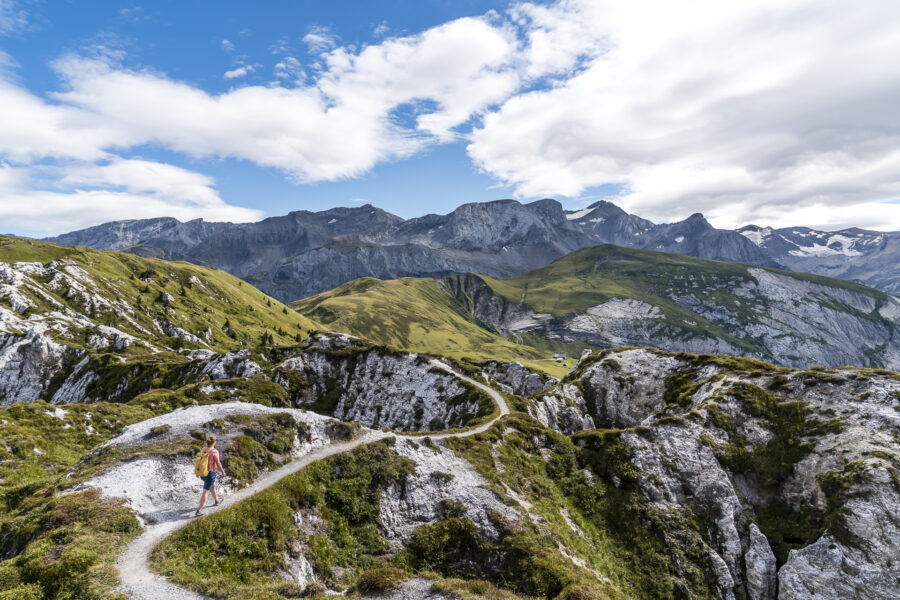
[195,434,226,516]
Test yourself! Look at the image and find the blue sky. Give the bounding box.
[1,0,899,236]
[1,0,533,232]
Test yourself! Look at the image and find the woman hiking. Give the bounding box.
[195,434,226,516]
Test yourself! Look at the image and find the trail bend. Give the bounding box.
[117,358,508,600]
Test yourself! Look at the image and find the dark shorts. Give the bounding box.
[202,471,217,490]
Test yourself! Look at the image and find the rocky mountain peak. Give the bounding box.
[587,199,628,216]
[523,198,567,224]
[681,212,712,229]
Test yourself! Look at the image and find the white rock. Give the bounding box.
[745,523,776,600]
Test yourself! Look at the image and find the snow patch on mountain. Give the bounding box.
[566,206,597,220]
[738,227,773,246]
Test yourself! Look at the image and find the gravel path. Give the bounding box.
[117,359,508,600]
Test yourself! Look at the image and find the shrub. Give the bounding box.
[0,583,43,600]
[148,424,172,437]
[354,567,409,593]
[556,583,612,600]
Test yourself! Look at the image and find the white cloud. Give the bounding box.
[3,14,521,185]
[0,160,262,235]
[2,0,899,234]
[469,0,900,230]
[372,22,389,38]
[303,25,338,54]
[0,0,26,35]
[273,56,302,80]
[0,77,114,161]
[224,65,253,79]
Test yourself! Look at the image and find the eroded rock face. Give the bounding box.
[531,383,595,435]
[745,524,776,600]
[482,361,558,397]
[0,328,496,439]
[0,329,73,405]
[378,438,513,542]
[276,335,490,432]
[539,348,900,600]
[446,259,900,370]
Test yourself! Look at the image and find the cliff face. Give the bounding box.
[274,334,493,432]
[531,348,900,600]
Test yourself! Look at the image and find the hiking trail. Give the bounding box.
[116,358,509,600]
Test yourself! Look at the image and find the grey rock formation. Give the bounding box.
[745,524,777,600]
[569,202,779,268]
[482,360,558,396]
[0,328,72,404]
[379,438,513,542]
[534,348,900,600]
[279,343,487,431]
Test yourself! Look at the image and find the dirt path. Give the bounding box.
[117,359,507,600]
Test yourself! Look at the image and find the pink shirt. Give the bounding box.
[208,448,219,470]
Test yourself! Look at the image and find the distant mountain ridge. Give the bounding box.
[737,223,900,293]
[46,199,778,301]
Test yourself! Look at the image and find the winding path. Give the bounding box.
[116,359,509,600]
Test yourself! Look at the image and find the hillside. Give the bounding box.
[0,235,318,404]
[290,277,569,376]
[446,245,900,369]
[0,238,896,600]
[291,244,900,370]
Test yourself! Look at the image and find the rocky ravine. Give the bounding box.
[532,348,900,600]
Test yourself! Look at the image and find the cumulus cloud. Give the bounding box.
[224,64,253,79]
[302,25,338,54]
[12,15,521,183]
[0,160,262,235]
[1,0,899,233]
[468,0,900,230]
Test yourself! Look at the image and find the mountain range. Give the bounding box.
[45,199,784,301]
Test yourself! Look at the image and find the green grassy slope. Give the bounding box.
[290,277,565,374]
[458,244,898,359]
[0,235,319,351]
[294,243,899,371]
[478,244,890,317]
